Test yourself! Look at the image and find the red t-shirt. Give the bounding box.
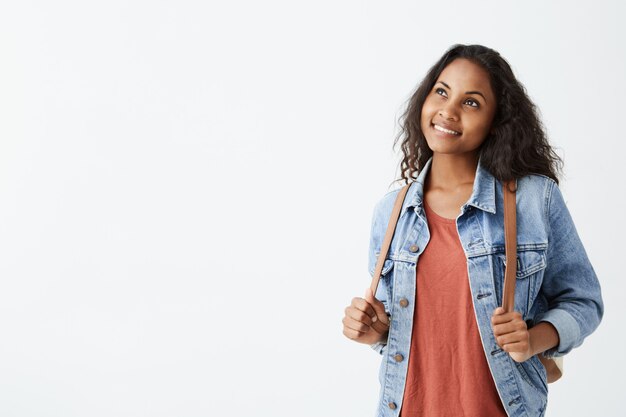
[399,200,507,417]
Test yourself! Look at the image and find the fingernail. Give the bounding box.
[372,315,377,322]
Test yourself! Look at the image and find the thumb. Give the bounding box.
[365,287,386,316]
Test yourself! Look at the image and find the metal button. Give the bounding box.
[388,402,397,410]
[409,244,419,252]
[399,298,409,307]
[394,353,404,362]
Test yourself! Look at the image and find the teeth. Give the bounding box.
[434,124,460,135]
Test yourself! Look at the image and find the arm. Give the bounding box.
[533,179,604,358]
[528,322,559,356]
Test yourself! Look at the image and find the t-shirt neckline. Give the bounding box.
[423,199,457,224]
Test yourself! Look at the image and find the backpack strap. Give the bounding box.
[502,179,518,312]
[370,183,412,296]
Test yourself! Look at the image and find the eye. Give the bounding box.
[435,87,447,97]
[465,98,479,108]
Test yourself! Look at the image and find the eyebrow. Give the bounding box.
[437,81,487,103]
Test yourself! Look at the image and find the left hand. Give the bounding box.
[491,307,533,363]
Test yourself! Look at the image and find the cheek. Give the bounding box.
[471,120,494,140]
[420,101,435,128]
[419,112,428,131]
[474,108,497,132]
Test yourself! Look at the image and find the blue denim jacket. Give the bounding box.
[367,155,604,417]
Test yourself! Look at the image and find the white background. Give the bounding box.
[0,1,624,416]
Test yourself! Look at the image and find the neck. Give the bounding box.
[427,152,479,192]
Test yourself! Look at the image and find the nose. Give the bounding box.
[439,102,459,121]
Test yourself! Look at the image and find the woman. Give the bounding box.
[341,44,604,417]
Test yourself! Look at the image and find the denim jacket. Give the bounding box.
[367,155,604,417]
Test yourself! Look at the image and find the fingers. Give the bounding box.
[494,329,528,346]
[342,304,385,343]
[342,289,391,344]
[342,326,363,340]
[350,296,377,321]
[500,340,530,355]
[342,315,372,334]
[491,309,523,325]
[492,319,526,336]
[344,305,376,327]
[491,308,528,352]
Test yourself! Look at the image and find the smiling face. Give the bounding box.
[420,58,497,157]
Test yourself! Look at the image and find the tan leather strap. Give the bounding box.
[502,179,518,312]
[370,183,412,296]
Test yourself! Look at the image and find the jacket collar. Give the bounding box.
[402,154,497,215]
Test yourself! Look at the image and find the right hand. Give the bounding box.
[342,287,391,345]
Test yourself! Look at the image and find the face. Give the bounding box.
[420,58,497,157]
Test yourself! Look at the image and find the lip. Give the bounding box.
[431,122,462,137]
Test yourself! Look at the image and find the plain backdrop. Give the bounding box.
[0,1,624,416]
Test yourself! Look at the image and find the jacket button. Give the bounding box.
[399,298,409,307]
[394,353,404,362]
[388,402,397,410]
[409,244,419,252]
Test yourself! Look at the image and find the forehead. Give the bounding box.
[437,58,494,97]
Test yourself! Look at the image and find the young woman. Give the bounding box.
[341,44,604,417]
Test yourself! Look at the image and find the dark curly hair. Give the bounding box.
[392,43,564,187]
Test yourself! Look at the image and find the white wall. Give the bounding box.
[0,1,623,416]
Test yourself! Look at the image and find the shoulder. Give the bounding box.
[372,184,411,220]
[518,173,556,192]
[515,174,567,231]
[517,173,558,206]
[369,185,410,241]
[377,186,404,207]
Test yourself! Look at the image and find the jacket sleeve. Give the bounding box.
[533,179,604,358]
[367,198,391,355]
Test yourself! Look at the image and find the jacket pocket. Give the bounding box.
[528,355,549,393]
[370,251,394,278]
[497,249,547,279]
[514,359,548,396]
[495,248,547,317]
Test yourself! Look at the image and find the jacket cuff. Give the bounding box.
[370,341,387,355]
[534,308,581,358]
